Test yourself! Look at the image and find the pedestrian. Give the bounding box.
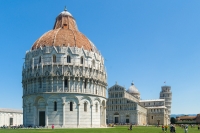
[162,125,165,133]
[129,123,132,130]
[165,125,168,132]
[185,125,188,133]
[52,124,54,129]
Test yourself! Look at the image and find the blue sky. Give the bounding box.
[0,0,200,114]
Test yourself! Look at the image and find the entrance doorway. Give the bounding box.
[157,120,160,126]
[115,117,119,123]
[10,118,13,126]
[39,111,45,126]
[126,119,129,123]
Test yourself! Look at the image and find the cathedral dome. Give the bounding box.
[127,82,140,94]
[31,8,99,53]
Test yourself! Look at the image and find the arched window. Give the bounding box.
[53,55,56,63]
[84,102,87,112]
[39,56,41,63]
[95,103,98,112]
[39,78,42,88]
[64,79,68,87]
[67,55,71,63]
[92,60,95,67]
[70,102,73,111]
[84,80,87,89]
[54,101,57,111]
[80,56,84,64]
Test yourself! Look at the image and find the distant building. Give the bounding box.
[176,114,200,124]
[0,108,23,126]
[106,83,172,125]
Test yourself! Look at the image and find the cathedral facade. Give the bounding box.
[106,83,172,125]
[22,9,107,128]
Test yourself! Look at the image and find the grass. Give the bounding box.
[0,126,199,133]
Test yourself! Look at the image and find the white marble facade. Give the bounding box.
[22,9,107,128]
[107,83,171,125]
[0,108,23,127]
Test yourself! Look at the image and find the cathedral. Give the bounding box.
[106,83,172,125]
[22,8,107,128]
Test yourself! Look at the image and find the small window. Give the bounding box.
[95,104,98,112]
[39,56,41,63]
[70,102,73,111]
[84,102,87,112]
[92,60,95,67]
[80,56,84,64]
[64,79,68,87]
[84,80,87,89]
[96,89,97,94]
[67,55,71,63]
[54,101,57,111]
[152,116,153,119]
[63,24,67,29]
[53,55,56,63]
[39,79,42,88]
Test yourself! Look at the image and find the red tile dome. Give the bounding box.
[31,9,98,53]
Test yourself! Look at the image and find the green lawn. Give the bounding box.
[0,126,199,133]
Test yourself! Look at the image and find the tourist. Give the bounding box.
[165,125,168,132]
[162,125,165,133]
[129,123,132,130]
[170,125,176,133]
[184,125,188,133]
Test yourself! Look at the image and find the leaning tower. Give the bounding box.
[160,86,172,117]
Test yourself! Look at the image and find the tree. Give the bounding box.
[170,117,176,124]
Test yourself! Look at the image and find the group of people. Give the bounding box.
[162,125,169,133]
[162,124,176,133]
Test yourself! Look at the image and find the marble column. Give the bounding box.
[33,105,37,126]
[45,104,48,127]
[62,77,64,92]
[51,77,53,92]
[62,97,65,127]
[77,103,80,127]
[68,77,70,92]
[91,105,93,127]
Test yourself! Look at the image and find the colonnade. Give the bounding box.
[23,76,106,97]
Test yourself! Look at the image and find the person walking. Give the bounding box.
[162,125,165,133]
[165,125,168,132]
[184,125,188,133]
[51,124,54,129]
[129,123,132,130]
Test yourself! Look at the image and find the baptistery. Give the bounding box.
[22,8,107,128]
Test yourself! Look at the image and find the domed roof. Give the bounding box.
[127,82,140,94]
[31,8,99,53]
